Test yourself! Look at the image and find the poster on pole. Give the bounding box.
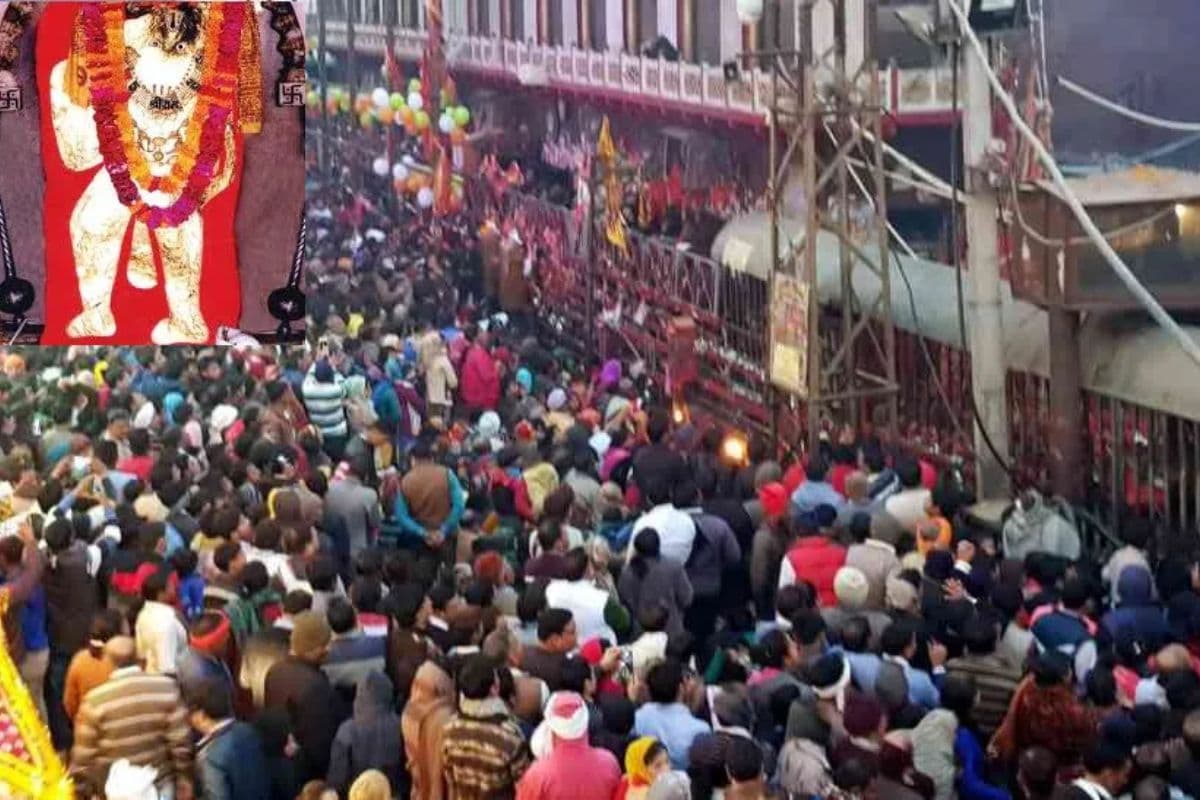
[769,272,811,397]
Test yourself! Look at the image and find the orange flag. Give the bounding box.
[433,144,453,217]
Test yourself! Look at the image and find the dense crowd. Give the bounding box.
[0,126,1198,800]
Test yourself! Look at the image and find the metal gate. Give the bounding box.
[493,190,1200,536]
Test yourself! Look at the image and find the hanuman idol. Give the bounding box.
[49,3,263,343]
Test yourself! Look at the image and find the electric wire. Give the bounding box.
[1007,178,1177,247]
[1057,76,1200,133]
[945,0,1200,368]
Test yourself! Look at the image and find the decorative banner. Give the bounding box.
[769,272,812,397]
[596,116,627,251]
[0,591,73,799]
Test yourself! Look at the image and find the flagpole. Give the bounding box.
[385,0,396,165]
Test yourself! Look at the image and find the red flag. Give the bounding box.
[384,47,404,92]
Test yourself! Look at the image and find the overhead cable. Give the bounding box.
[945,0,1200,368]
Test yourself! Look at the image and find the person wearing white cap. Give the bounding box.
[543,388,573,441]
[517,692,621,800]
[821,566,893,651]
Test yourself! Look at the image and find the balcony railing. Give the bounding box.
[316,23,959,121]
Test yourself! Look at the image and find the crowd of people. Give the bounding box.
[0,125,1198,800]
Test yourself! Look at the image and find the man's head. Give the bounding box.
[646,659,685,705]
[289,610,332,664]
[457,653,499,701]
[880,621,917,661]
[106,409,130,441]
[1017,747,1058,800]
[563,547,590,582]
[185,676,233,732]
[282,589,313,620]
[326,597,358,636]
[213,540,245,577]
[895,457,921,489]
[482,624,522,667]
[844,471,869,503]
[840,616,871,654]
[141,569,172,604]
[537,608,577,653]
[1081,741,1132,794]
[961,616,997,656]
[724,736,763,786]
[102,635,138,669]
[536,519,565,555]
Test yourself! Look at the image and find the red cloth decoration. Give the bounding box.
[36,4,243,344]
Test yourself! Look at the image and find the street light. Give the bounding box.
[736,0,764,25]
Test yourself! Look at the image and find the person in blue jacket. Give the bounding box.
[941,672,1010,800]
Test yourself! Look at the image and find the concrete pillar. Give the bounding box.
[606,0,623,52]
[488,0,501,34]
[523,0,537,42]
[719,0,741,63]
[563,0,579,46]
[677,0,696,61]
[962,43,1012,499]
[623,0,640,53]
[657,0,677,47]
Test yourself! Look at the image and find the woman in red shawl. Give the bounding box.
[989,651,1097,776]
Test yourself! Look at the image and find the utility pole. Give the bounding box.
[960,38,1012,498]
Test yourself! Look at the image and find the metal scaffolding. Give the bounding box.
[755,0,897,451]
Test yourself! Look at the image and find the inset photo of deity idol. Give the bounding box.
[0,1,307,345]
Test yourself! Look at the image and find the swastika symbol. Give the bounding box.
[0,88,21,113]
[278,82,305,107]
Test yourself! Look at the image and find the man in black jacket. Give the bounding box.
[631,408,686,502]
[41,516,99,748]
[263,610,348,782]
[241,590,312,710]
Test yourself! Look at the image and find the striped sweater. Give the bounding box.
[945,653,1023,739]
[302,369,348,439]
[441,697,532,800]
[70,666,192,790]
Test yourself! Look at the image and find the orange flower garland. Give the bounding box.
[81,3,247,228]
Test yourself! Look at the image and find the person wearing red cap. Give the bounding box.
[750,483,793,625]
[516,692,621,800]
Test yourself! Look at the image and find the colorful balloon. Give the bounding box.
[414,110,430,131]
[389,92,405,110]
[359,110,375,129]
[377,108,394,126]
[449,128,466,145]
[438,114,454,135]
[407,92,424,111]
[399,106,415,125]
[392,163,409,181]
[408,78,422,94]
[417,187,434,208]
[453,106,471,127]
[371,87,390,109]
[372,157,389,177]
